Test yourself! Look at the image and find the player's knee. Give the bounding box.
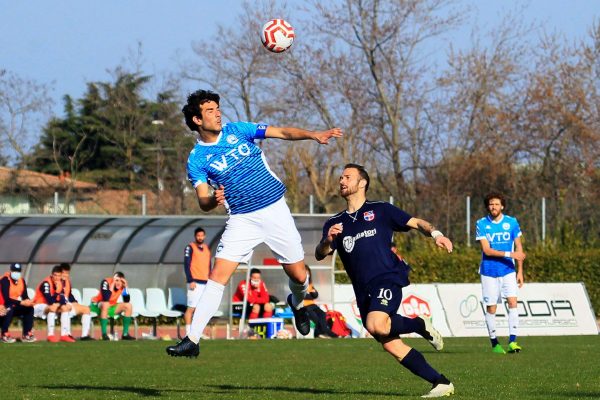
[264,303,274,312]
[283,262,307,284]
[366,321,389,338]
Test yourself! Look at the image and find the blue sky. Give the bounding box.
[1,0,599,118]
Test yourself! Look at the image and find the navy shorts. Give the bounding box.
[355,279,403,323]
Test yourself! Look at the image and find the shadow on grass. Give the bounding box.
[31,385,186,397]
[206,383,405,397]
[543,391,600,398]
[32,383,410,398]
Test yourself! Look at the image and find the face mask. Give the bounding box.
[250,279,261,287]
[10,272,21,280]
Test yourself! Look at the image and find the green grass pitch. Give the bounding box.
[1,336,598,399]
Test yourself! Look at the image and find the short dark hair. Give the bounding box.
[59,263,71,272]
[114,271,125,279]
[51,265,63,274]
[484,192,506,208]
[344,163,370,191]
[182,89,220,132]
[194,227,205,235]
[250,268,261,275]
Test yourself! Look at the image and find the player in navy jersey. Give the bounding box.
[316,164,455,398]
[167,89,342,357]
[475,192,526,354]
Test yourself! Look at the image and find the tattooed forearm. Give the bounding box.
[416,220,436,235]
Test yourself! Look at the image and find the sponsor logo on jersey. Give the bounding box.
[342,228,377,253]
[342,236,355,253]
[257,124,267,131]
[485,225,491,229]
[209,143,252,172]
[226,134,239,144]
[486,232,511,242]
[502,222,510,230]
[363,210,375,221]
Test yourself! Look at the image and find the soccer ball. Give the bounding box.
[261,19,295,53]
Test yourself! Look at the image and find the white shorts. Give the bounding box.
[187,283,207,308]
[481,272,518,306]
[33,303,49,319]
[215,196,304,264]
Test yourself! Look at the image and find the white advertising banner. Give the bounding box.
[332,283,451,337]
[397,284,452,337]
[437,282,598,337]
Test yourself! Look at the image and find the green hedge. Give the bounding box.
[335,244,600,316]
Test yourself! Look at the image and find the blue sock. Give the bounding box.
[400,348,441,384]
[389,315,425,337]
[491,337,499,347]
[509,335,516,343]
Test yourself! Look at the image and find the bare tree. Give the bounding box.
[51,129,94,211]
[518,28,600,243]
[433,11,532,237]
[277,32,379,212]
[183,0,288,122]
[299,0,464,213]
[0,70,53,167]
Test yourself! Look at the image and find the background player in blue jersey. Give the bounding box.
[315,164,455,398]
[475,192,526,354]
[167,89,342,357]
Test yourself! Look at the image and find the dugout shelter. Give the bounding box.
[0,214,335,323]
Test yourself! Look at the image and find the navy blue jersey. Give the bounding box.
[321,201,412,292]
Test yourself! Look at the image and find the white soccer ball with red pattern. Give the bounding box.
[261,19,295,53]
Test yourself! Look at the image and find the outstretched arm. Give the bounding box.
[406,217,453,253]
[265,126,343,144]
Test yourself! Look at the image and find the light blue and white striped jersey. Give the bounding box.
[475,214,522,277]
[186,122,286,214]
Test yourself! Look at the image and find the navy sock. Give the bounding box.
[389,315,426,337]
[491,337,499,347]
[400,348,441,384]
[509,335,516,343]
